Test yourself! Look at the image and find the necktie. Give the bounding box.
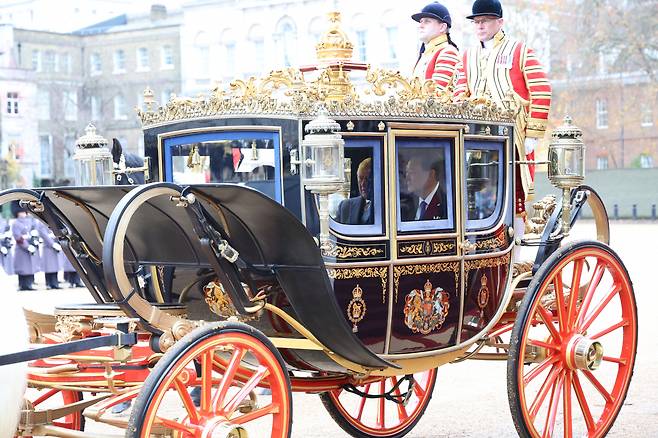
[416,43,426,63]
[417,200,428,220]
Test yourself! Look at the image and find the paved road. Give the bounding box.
[3,222,655,437]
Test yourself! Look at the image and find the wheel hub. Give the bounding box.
[565,335,604,370]
[204,418,249,438]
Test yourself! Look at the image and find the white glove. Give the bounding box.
[524,137,538,156]
[0,247,7,256]
[28,245,36,255]
[52,242,62,252]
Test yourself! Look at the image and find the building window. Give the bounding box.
[225,42,236,77]
[275,19,296,67]
[91,95,101,121]
[114,94,126,119]
[596,156,608,170]
[90,52,101,75]
[641,103,653,127]
[386,27,398,60]
[113,49,126,73]
[64,135,76,178]
[161,89,173,106]
[63,90,77,121]
[40,134,52,177]
[355,30,367,62]
[640,154,653,168]
[596,98,608,129]
[137,47,149,71]
[6,92,18,114]
[60,52,71,74]
[136,91,145,111]
[161,45,174,69]
[32,49,41,71]
[37,89,50,120]
[42,50,55,72]
[194,32,210,79]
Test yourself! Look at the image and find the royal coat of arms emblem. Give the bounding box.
[403,279,450,334]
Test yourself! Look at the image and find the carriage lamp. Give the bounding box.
[547,115,585,235]
[300,110,346,250]
[73,123,113,186]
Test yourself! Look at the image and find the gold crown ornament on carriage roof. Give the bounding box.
[136,12,517,127]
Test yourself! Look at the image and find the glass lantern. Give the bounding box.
[73,123,113,186]
[301,113,345,188]
[548,115,586,235]
[300,111,346,250]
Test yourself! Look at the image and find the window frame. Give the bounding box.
[596,98,608,129]
[113,49,126,74]
[464,140,506,231]
[395,136,455,233]
[329,137,385,237]
[162,130,283,203]
[136,47,149,71]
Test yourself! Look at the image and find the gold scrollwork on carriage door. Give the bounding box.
[322,241,384,259]
[464,253,511,272]
[398,240,456,258]
[475,234,507,251]
[327,266,388,303]
[393,262,459,303]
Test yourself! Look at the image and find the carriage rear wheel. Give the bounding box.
[126,322,292,438]
[508,241,637,437]
[320,368,437,438]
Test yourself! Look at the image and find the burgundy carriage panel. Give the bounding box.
[328,267,389,354]
[388,261,460,354]
[460,253,511,342]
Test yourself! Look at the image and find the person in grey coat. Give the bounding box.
[61,254,84,288]
[0,217,13,275]
[11,209,41,290]
[36,221,62,289]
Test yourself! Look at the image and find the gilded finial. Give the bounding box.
[316,12,354,63]
[143,87,154,112]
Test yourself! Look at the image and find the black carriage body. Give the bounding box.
[137,114,516,371]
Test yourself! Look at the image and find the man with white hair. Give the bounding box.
[455,0,552,235]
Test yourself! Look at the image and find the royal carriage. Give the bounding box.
[0,12,636,438]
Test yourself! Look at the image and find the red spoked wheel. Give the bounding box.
[126,322,292,438]
[320,368,437,438]
[508,241,637,437]
[20,389,84,436]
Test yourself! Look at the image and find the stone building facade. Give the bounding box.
[5,5,182,185]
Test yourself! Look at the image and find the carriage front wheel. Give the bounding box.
[320,368,437,438]
[126,322,292,438]
[508,241,637,437]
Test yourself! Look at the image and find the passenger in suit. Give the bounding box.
[336,158,374,225]
[403,154,447,221]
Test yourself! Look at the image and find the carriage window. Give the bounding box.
[329,138,383,236]
[163,131,281,202]
[396,138,454,232]
[465,141,504,230]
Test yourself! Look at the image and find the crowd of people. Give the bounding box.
[1,202,83,291]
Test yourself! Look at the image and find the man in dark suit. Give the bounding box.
[404,154,447,221]
[336,158,374,225]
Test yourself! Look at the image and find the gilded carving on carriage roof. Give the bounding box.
[322,241,384,260]
[137,66,517,127]
[393,262,459,303]
[327,266,388,303]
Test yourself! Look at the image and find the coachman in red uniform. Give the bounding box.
[455,0,552,223]
[411,2,460,93]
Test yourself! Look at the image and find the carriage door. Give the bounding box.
[386,126,463,355]
[460,132,513,344]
